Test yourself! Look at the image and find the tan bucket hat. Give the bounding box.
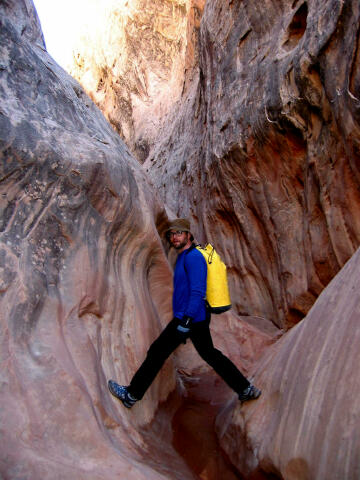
[166,218,191,233]
[165,218,194,241]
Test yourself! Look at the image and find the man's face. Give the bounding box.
[169,230,191,251]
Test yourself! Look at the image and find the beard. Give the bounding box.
[171,234,191,250]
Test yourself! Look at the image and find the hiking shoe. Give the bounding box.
[238,384,261,403]
[108,380,138,408]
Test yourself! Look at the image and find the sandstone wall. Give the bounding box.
[216,246,360,480]
[69,0,205,162]
[66,0,360,330]
[145,0,360,329]
[0,2,278,477]
[0,2,194,478]
[2,0,360,478]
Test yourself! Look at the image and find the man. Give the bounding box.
[108,218,261,408]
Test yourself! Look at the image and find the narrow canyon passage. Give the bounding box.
[171,371,243,480]
[137,369,246,480]
[2,1,360,478]
[145,368,280,480]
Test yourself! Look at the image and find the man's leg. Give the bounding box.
[127,318,184,400]
[190,318,250,394]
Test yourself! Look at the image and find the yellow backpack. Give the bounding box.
[196,244,232,314]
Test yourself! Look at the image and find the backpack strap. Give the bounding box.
[183,243,196,277]
[183,244,211,314]
[185,243,197,254]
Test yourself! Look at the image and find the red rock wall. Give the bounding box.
[216,247,360,479]
[145,0,360,329]
[2,0,360,479]
[1,2,275,477]
[69,0,206,162]
[0,2,194,478]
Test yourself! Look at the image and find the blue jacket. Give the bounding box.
[173,245,207,322]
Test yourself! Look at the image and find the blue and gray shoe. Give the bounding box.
[108,380,138,408]
[238,384,261,403]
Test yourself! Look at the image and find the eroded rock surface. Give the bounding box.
[0,1,273,478]
[69,0,205,161]
[0,1,190,478]
[2,0,360,479]
[216,247,360,480]
[68,1,360,331]
[144,0,360,330]
[65,2,360,477]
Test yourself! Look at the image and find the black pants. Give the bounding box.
[128,315,249,400]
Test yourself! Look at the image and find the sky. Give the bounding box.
[33,0,101,68]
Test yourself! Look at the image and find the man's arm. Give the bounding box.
[183,250,207,318]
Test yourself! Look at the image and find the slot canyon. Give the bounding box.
[0,0,360,479]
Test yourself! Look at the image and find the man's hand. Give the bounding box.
[176,315,193,343]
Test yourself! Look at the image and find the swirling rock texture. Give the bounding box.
[0,1,198,478]
[71,0,360,331]
[145,0,360,474]
[2,0,360,479]
[0,1,272,479]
